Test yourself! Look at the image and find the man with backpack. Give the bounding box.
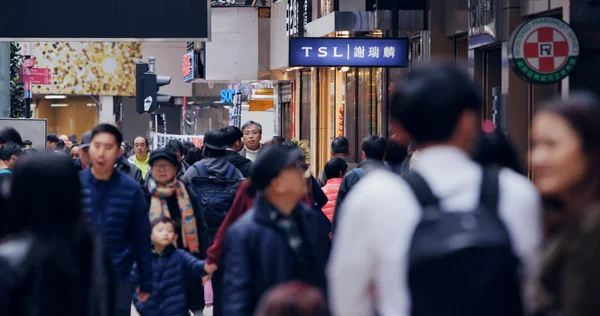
[181,129,244,244]
[328,63,542,316]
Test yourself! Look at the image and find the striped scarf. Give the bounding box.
[147,177,199,253]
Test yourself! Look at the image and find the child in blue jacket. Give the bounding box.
[131,217,207,316]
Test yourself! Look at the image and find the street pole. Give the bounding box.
[0,42,10,118]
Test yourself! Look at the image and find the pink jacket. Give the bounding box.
[321,178,343,222]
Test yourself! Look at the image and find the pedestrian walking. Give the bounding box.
[131,218,207,316]
[328,63,542,316]
[320,158,348,223]
[79,124,153,316]
[0,153,114,316]
[222,145,331,316]
[146,147,211,313]
[532,92,600,316]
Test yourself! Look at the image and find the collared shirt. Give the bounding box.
[327,145,542,316]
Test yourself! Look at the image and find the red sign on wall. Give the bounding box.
[24,67,52,85]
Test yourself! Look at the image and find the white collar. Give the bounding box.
[412,145,471,173]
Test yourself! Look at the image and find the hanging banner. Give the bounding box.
[153,133,204,149]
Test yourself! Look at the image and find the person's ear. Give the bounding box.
[118,146,124,157]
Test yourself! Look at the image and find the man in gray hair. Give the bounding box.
[239,120,263,162]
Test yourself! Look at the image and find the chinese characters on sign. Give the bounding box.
[350,46,398,59]
[153,133,204,149]
[182,51,194,82]
[289,38,408,67]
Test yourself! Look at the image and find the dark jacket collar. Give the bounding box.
[358,158,385,169]
[253,196,305,226]
[152,245,176,257]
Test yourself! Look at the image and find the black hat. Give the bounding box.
[203,130,228,150]
[149,147,179,167]
[250,145,305,191]
[79,131,92,149]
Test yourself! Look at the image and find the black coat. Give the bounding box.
[115,157,144,187]
[224,150,252,178]
[222,197,331,316]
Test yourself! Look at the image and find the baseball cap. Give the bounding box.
[203,130,229,150]
[79,131,92,149]
[149,147,179,167]
[250,145,306,191]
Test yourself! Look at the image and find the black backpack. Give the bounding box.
[191,161,241,244]
[404,168,524,316]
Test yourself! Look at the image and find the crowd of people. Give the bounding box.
[1,62,600,316]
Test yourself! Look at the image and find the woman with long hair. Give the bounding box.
[0,153,114,316]
[532,92,600,316]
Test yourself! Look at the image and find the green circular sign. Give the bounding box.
[508,17,579,84]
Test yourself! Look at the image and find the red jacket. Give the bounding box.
[321,178,342,222]
[206,179,312,266]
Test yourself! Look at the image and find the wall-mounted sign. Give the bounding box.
[289,38,409,67]
[183,51,195,82]
[508,17,579,84]
[286,0,308,37]
[468,0,498,48]
[0,0,210,41]
[220,89,237,102]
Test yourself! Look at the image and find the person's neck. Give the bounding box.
[0,161,9,170]
[91,166,114,181]
[266,195,298,217]
[334,153,348,159]
[136,153,147,162]
[246,145,260,152]
[154,244,167,254]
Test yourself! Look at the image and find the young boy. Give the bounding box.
[131,217,207,316]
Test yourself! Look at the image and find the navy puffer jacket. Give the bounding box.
[80,168,153,292]
[131,246,206,316]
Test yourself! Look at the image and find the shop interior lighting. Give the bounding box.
[250,94,275,100]
[87,103,97,107]
[50,103,69,107]
[339,67,350,72]
[45,95,67,99]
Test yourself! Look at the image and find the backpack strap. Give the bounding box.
[479,168,500,212]
[403,172,439,208]
[224,163,237,179]
[193,161,208,178]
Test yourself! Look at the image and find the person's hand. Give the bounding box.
[136,288,151,302]
[205,263,218,274]
[202,274,212,286]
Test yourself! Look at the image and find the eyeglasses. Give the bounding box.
[153,163,174,170]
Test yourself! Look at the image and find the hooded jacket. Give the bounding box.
[181,157,244,186]
[224,150,252,177]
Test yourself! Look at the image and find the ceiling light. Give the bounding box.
[87,103,96,107]
[50,103,69,107]
[340,67,350,72]
[45,95,66,99]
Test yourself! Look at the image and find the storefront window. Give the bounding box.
[345,68,380,162]
[357,68,378,141]
[345,69,358,161]
[300,71,312,141]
